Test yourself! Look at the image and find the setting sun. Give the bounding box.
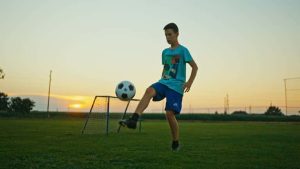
[69,104,82,109]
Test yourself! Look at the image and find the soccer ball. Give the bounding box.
[115,81,136,101]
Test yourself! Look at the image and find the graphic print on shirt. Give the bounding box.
[162,55,180,79]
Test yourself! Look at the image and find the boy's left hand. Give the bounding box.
[183,81,192,92]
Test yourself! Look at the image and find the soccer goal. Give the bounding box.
[81,96,141,135]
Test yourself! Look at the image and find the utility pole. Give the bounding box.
[249,105,252,114]
[224,96,226,115]
[283,77,300,116]
[47,70,52,118]
[224,93,229,115]
[284,79,287,116]
[189,104,192,114]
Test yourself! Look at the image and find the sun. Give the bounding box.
[69,103,82,109]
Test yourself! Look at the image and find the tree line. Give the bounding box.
[231,106,284,116]
[0,92,35,114]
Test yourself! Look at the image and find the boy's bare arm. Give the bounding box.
[183,60,198,92]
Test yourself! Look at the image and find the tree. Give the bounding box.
[9,97,35,114]
[232,110,248,115]
[0,68,4,79]
[22,98,35,113]
[264,106,283,116]
[9,97,23,113]
[0,92,9,111]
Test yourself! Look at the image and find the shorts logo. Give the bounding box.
[173,103,178,107]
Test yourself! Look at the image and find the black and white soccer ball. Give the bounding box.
[115,81,136,101]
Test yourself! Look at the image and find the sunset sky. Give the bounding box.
[1,0,300,114]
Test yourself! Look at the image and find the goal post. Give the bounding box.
[81,95,141,135]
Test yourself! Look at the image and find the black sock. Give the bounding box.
[172,140,179,148]
[130,113,139,121]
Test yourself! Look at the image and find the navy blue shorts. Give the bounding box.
[150,82,183,115]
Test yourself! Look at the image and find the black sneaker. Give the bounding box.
[172,141,180,152]
[119,113,139,129]
[119,118,137,129]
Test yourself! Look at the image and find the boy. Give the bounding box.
[120,23,198,151]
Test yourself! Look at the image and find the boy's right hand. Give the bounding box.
[183,81,192,92]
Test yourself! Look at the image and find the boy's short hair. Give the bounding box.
[163,23,179,33]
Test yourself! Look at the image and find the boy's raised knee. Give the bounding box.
[145,87,156,97]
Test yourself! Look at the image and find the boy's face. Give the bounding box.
[164,29,178,45]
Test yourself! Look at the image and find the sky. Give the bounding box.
[0,0,300,114]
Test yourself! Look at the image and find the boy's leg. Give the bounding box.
[119,87,156,129]
[165,89,182,151]
[166,110,180,151]
[134,87,156,115]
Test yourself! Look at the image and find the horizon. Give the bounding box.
[1,0,300,115]
[3,93,299,115]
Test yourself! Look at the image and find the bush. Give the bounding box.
[264,106,283,116]
[232,110,248,115]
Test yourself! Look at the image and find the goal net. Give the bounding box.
[81,96,141,135]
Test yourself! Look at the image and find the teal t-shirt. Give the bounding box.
[158,45,193,94]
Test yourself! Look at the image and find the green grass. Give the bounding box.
[0,118,299,169]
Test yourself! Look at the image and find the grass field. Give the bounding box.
[0,118,299,169]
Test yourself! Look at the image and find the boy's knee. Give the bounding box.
[166,111,175,117]
[145,87,156,97]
